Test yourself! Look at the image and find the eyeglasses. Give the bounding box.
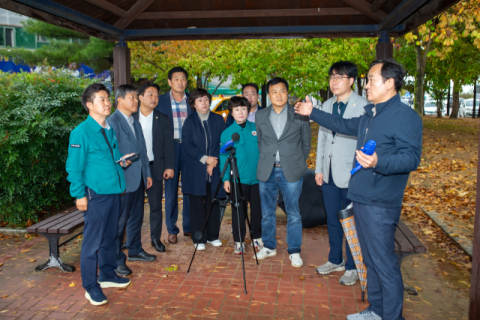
[329,75,349,82]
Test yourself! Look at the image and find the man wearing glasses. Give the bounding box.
[314,61,367,286]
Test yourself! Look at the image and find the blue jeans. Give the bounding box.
[322,171,355,270]
[354,202,404,320]
[259,167,303,254]
[164,142,190,234]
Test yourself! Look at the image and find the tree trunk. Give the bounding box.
[356,76,363,97]
[473,79,477,119]
[450,81,460,119]
[412,24,435,117]
[196,73,202,89]
[446,82,451,116]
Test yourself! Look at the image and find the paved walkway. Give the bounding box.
[0,204,470,319]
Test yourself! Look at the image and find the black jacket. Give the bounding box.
[310,94,423,207]
[133,110,175,181]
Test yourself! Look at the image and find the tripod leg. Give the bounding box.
[236,177,259,265]
[230,158,248,294]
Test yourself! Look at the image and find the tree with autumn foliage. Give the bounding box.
[130,38,377,101]
[402,0,480,118]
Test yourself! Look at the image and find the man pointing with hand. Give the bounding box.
[296,59,422,320]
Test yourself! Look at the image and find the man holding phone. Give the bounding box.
[66,83,133,306]
[108,84,155,278]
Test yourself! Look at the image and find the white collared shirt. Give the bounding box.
[139,110,154,161]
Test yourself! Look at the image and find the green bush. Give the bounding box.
[0,70,97,226]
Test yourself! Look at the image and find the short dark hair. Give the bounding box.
[137,81,160,97]
[369,59,405,92]
[329,61,358,80]
[168,67,188,80]
[81,83,110,112]
[242,83,259,95]
[266,77,289,93]
[115,84,137,106]
[228,96,252,113]
[188,88,212,110]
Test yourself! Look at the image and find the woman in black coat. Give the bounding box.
[182,89,226,250]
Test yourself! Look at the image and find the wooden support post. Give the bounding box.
[375,31,393,60]
[469,121,480,319]
[113,37,131,92]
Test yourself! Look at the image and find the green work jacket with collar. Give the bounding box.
[66,115,126,199]
[220,120,259,185]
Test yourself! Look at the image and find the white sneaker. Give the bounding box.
[289,253,303,268]
[207,239,222,247]
[347,309,382,320]
[339,270,358,286]
[252,238,264,249]
[195,243,206,251]
[256,247,277,260]
[316,261,345,275]
[234,242,245,255]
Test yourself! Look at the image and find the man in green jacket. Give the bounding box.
[66,83,133,306]
[220,96,262,254]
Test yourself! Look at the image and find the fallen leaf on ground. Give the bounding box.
[1,295,8,298]
[0,310,8,313]
[20,249,30,253]
[316,284,323,287]
[277,274,285,278]
[414,286,423,292]
[299,276,305,280]
[69,282,76,287]
[29,259,35,263]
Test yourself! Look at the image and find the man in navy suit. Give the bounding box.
[108,85,156,277]
[156,67,193,244]
[134,82,175,253]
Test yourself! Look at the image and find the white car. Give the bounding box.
[424,101,444,116]
[465,99,480,117]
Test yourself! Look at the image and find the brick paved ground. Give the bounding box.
[0,204,470,319]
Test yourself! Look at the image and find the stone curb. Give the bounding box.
[420,206,473,257]
[0,228,27,235]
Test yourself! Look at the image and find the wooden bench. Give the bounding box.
[395,219,427,295]
[27,207,84,272]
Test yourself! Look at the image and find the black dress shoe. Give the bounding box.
[128,251,156,262]
[151,239,165,252]
[115,264,132,276]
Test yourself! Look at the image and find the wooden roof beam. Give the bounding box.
[339,0,387,22]
[114,0,155,30]
[380,0,431,31]
[84,0,127,19]
[371,0,388,13]
[138,7,363,20]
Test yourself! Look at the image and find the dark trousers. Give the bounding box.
[189,183,220,244]
[146,162,163,241]
[164,142,190,235]
[231,183,262,242]
[116,179,145,266]
[353,202,405,320]
[322,172,355,270]
[81,187,119,291]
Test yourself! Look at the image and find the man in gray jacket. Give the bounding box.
[255,77,311,268]
[107,85,156,277]
[315,61,368,286]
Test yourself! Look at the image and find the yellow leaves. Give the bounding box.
[414,286,423,292]
[316,284,323,287]
[299,276,306,281]
[69,282,76,287]
[1,295,8,298]
[165,265,179,272]
[20,249,30,253]
[28,259,35,263]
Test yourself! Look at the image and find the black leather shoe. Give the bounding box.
[115,264,132,276]
[128,251,156,262]
[151,239,165,252]
[122,244,127,250]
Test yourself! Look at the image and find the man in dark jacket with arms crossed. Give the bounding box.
[295,59,422,320]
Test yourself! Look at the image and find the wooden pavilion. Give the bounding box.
[1,1,479,319]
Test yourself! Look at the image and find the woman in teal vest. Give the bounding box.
[220,97,262,254]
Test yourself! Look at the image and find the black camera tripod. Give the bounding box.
[187,145,259,294]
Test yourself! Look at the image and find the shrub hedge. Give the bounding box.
[0,70,97,226]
